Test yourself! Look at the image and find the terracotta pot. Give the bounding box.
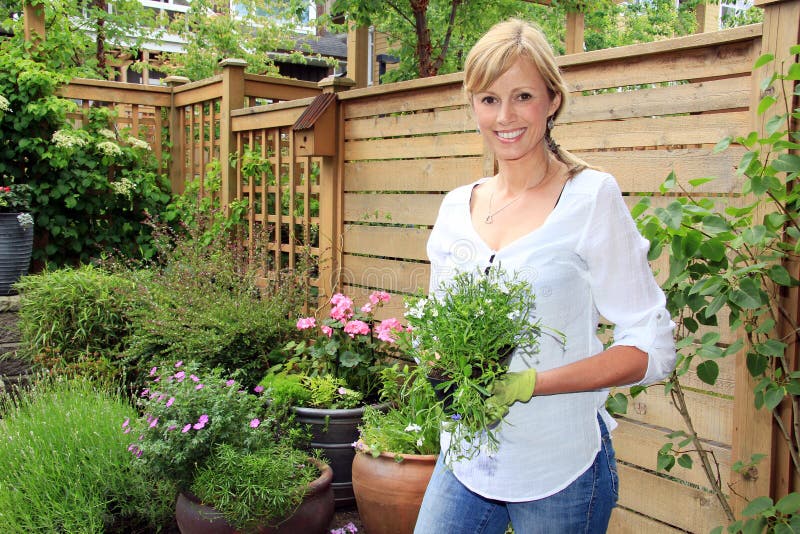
[352,451,437,534]
[175,458,334,534]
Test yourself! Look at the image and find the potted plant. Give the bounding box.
[125,360,334,533]
[351,364,443,534]
[0,182,34,296]
[262,290,405,507]
[400,267,563,462]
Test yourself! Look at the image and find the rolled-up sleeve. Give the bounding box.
[576,176,676,385]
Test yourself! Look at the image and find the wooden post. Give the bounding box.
[565,10,585,54]
[730,0,800,515]
[347,23,369,89]
[218,58,247,213]
[164,75,190,195]
[316,75,354,304]
[695,1,720,33]
[23,1,45,43]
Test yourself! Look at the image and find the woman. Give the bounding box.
[414,19,676,534]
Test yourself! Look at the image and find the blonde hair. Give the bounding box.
[464,18,589,175]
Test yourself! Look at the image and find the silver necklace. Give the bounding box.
[484,158,551,224]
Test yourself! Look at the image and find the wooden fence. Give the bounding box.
[49,0,798,530]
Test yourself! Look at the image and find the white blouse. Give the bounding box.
[427,169,676,501]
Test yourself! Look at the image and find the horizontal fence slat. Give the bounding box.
[345,106,473,140]
[341,255,430,296]
[232,106,306,131]
[613,417,731,491]
[342,225,430,261]
[618,463,728,533]
[609,506,686,534]
[343,84,466,120]
[344,193,443,226]
[345,132,484,161]
[243,78,319,101]
[563,37,758,92]
[173,82,223,108]
[557,111,750,151]
[345,157,485,192]
[560,77,750,123]
[581,146,747,194]
[58,79,171,107]
[620,387,732,445]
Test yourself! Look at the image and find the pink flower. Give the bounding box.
[122,418,130,429]
[140,388,149,397]
[375,317,403,343]
[296,317,316,330]
[175,361,183,367]
[360,303,373,313]
[167,424,177,431]
[190,374,199,382]
[321,325,333,337]
[149,417,159,429]
[193,421,206,430]
[182,424,191,433]
[195,384,204,390]
[337,387,347,395]
[250,418,260,428]
[343,320,370,338]
[149,367,157,376]
[254,385,264,394]
[226,379,235,387]
[123,427,131,434]
[174,371,185,382]
[330,293,354,321]
[369,290,391,305]
[198,414,209,424]
[166,397,175,407]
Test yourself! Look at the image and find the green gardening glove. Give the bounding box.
[485,369,537,424]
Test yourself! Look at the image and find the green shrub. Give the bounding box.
[14,266,139,382]
[0,377,175,533]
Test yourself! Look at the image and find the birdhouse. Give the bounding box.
[293,92,337,156]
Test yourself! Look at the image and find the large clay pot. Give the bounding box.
[175,458,334,534]
[352,451,437,534]
[293,403,386,508]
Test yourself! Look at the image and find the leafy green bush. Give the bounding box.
[14,265,139,382]
[0,377,175,533]
[123,216,308,387]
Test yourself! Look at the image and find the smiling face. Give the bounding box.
[471,57,561,166]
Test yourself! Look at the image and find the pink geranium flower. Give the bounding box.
[369,290,391,305]
[343,320,370,338]
[321,325,333,337]
[375,317,403,343]
[296,317,316,329]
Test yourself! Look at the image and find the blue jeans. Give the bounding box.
[414,415,619,534]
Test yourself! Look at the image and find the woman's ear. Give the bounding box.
[548,92,562,119]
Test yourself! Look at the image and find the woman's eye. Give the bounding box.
[480,96,497,105]
[517,92,532,101]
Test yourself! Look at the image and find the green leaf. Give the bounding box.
[747,353,768,377]
[753,53,774,69]
[743,496,774,517]
[765,387,785,411]
[697,360,719,385]
[656,452,675,472]
[787,62,800,81]
[699,240,726,262]
[737,151,758,175]
[768,265,794,286]
[758,95,777,115]
[660,171,676,193]
[688,177,714,187]
[772,154,800,173]
[743,225,767,245]
[605,392,628,415]
[742,517,768,534]
[713,137,732,154]
[756,338,786,358]
[775,492,800,515]
[677,454,693,469]
[766,114,788,137]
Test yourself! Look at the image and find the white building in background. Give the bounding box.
[111,0,346,85]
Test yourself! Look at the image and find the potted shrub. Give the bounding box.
[0,182,34,296]
[400,267,563,462]
[351,364,443,534]
[263,290,405,507]
[125,360,334,533]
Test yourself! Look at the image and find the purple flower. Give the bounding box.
[122,418,130,429]
[190,374,199,382]
[149,366,157,376]
[193,422,206,430]
[181,424,191,433]
[451,414,462,421]
[198,414,209,424]
[254,385,264,394]
[174,371,185,382]
[226,379,235,387]
[250,418,260,428]
[175,360,183,368]
[149,417,159,429]
[195,384,204,390]
[167,424,177,431]
[140,388,149,397]
[166,397,175,407]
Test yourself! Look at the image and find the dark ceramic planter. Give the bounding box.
[175,458,334,534]
[292,403,387,509]
[0,213,34,296]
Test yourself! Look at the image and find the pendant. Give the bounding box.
[484,215,494,224]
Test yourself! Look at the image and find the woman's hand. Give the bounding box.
[485,368,538,422]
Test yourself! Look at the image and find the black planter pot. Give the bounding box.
[0,213,34,296]
[292,403,386,509]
